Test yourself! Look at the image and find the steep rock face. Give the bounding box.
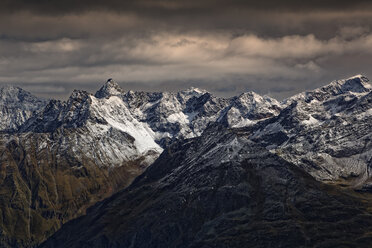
[41,125,372,248]
[0,85,47,132]
[249,75,372,187]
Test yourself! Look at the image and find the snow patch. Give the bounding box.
[301,115,321,126]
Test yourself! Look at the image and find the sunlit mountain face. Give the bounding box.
[0,1,372,248]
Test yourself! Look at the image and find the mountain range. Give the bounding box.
[0,75,371,247]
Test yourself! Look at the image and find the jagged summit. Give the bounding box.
[347,74,369,82]
[94,78,125,98]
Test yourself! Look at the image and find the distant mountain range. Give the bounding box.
[0,75,371,247]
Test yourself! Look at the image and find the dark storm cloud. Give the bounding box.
[0,0,372,99]
[2,0,372,14]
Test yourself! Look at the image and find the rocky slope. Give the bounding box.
[41,124,372,248]
[247,75,372,188]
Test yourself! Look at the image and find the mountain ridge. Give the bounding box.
[0,74,371,247]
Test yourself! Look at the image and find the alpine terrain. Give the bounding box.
[0,79,282,247]
[0,75,370,247]
[41,124,372,248]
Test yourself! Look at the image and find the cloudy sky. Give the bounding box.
[1,0,372,100]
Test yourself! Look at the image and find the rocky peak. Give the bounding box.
[283,75,371,106]
[238,91,273,104]
[0,84,47,132]
[0,84,21,97]
[0,84,46,107]
[322,74,371,95]
[95,78,125,98]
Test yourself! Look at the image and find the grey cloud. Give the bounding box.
[1,30,371,100]
[1,3,372,41]
[1,0,372,14]
[0,1,372,100]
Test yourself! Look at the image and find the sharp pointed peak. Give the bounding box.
[95,78,125,98]
[105,78,118,85]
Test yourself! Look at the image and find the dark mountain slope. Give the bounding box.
[41,125,372,248]
[0,132,146,248]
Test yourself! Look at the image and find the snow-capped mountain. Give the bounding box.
[18,78,280,162]
[3,76,371,184]
[41,124,372,248]
[0,78,283,188]
[20,87,162,167]
[0,85,47,132]
[18,79,280,168]
[249,75,372,187]
[1,75,372,247]
[102,79,281,147]
[0,79,283,247]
